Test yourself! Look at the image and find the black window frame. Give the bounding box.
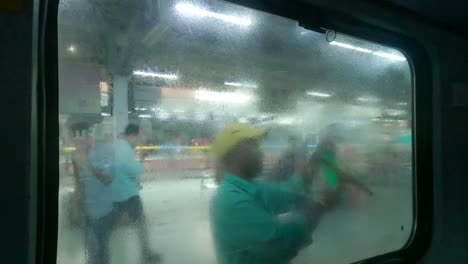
[37,0,432,263]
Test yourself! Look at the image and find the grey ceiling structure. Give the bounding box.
[58,0,412,114]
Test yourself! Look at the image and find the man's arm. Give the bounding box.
[257,176,306,214]
[120,146,145,179]
[221,197,311,260]
[90,167,112,184]
[340,174,373,196]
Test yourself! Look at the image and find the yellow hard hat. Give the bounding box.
[212,123,267,159]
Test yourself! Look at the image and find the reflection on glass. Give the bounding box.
[58,0,413,264]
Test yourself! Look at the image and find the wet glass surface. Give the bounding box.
[58,0,413,263]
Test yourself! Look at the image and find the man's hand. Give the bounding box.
[139,178,144,190]
[93,168,112,185]
[317,190,340,208]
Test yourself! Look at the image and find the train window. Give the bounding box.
[57,0,413,264]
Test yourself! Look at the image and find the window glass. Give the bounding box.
[58,0,413,264]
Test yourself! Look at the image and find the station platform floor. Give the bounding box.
[57,178,412,264]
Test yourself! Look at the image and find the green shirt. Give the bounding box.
[210,173,311,264]
[321,150,339,190]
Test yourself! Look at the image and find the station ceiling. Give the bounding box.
[58,0,412,114]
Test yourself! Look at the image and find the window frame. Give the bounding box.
[38,0,432,263]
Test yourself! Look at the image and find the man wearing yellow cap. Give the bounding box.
[210,123,334,264]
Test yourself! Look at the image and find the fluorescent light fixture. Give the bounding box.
[138,114,152,118]
[397,102,408,106]
[354,47,372,53]
[331,41,408,61]
[330,41,355,50]
[224,82,242,87]
[101,112,110,117]
[277,117,295,125]
[357,96,380,103]
[385,109,407,116]
[133,70,178,80]
[68,45,76,53]
[175,3,252,26]
[372,52,406,61]
[330,41,373,53]
[194,89,252,104]
[307,91,331,98]
[152,107,170,120]
[224,82,257,89]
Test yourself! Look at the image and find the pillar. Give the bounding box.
[112,75,129,138]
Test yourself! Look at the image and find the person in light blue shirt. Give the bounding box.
[70,122,115,264]
[85,141,115,264]
[112,124,161,263]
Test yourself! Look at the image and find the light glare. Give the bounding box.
[307,91,331,98]
[224,82,257,89]
[330,41,406,60]
[194,89,252,104]
[330,41,372,53]
[357,96,380,103]
[373,52,406,61]
[175,3,252,26]
[68,45,76,53]
[133,70,178,80]
[330,41,355,50]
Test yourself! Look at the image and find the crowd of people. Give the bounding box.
[70,121,379,264]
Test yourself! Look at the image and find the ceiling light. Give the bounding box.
[357,96,380,103]
[138,114,152,118]
[277,117,295,125]
[397,102,408,106]
[330,41,373,53]
[372,52,406,61]
[68,45,76,53]
[195,89,252,104]
[385,109,407,116]
[331,41,407,61]
[307,91,331,98]
[354,47,372,53]
[224,82,242,87]
[224,82,257,89]
[330,41,355,50]
[101,112,110,117]
[175,3,252,26]
[133,70,178,80]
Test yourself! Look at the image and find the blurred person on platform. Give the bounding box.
[85,123,115,264]
[210,123,337,264]
[112,124,161,263]
[69,122,115,264]
[310,124,373,205]
[268,135,306,182]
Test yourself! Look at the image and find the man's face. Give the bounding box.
[237,139,263,178]
[126,134,139,147]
